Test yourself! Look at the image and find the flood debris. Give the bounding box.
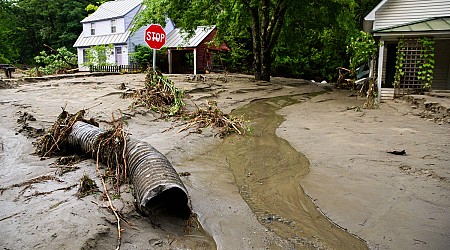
[0,175,63,195]
[128,69,249,136]
[51,155,85,176]
[24,184,77,200]
[34,109,90,157]
[387,149,406,155]
[131,69,185,116]
[180,100,249,137]
[76,174,99,198]
[35,110,192,250]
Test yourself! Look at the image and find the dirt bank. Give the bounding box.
[278,90,450,249]
[0,73,448,249]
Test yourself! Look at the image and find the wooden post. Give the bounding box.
[377,40,384,103]
[193,48,197,76]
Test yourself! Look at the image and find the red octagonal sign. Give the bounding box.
[145,24,166,50]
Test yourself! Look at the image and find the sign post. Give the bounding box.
[144,24,166,71]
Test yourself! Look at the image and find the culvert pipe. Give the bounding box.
[68,121,191,216]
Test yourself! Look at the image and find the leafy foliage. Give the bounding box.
[417,37,435,90]
[85,0,107,13]
[130,45,153,68]
[26,47,77,76]
[347,31,377,76]
[393,38,406,87]
[0,0,95,65]
[84,44,115,67]
[1,0,380,80]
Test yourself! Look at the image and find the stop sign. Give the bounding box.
[145,24,166,50]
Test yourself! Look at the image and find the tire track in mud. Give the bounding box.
[218,94,368,249]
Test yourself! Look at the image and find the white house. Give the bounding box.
[364,0,450,101]
[73,0,174,71]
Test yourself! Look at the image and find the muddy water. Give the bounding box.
[218,95,367,249]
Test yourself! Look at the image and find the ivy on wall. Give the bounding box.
[393,38,405,88]
[417,37,435,90]
[393,37,435,90]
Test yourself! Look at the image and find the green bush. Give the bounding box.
[26,47,77,76]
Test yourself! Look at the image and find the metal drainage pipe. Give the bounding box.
[68,121,191,216]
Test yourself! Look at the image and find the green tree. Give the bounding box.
[134,0,380,81]
[0,0,97,65]
[135,0,292,82]
[0,0,20,63]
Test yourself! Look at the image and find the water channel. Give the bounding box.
[210,94,367,249]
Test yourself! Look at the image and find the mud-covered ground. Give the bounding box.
[0,73,449,249]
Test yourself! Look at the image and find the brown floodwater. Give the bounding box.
[215,95,368,249]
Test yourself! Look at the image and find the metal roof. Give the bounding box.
[374,16,450,33]
[164,26,215,48]
[81,0,142,23]
[73,30,131,47]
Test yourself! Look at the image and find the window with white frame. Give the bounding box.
[111,19,116,33]
[83,49,89,63]
[90,23,95,35]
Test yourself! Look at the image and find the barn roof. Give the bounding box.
[81,0,142,23]
[164,26,216,48]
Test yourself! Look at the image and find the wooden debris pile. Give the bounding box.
[131,68,185,116]
[34,109,90,157]
[130,68,249,137]
[180,100,248,137]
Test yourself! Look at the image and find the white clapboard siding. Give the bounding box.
[381,88,395,101]
[374,0,450,30]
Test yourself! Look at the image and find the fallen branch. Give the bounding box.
[96,144,122,250]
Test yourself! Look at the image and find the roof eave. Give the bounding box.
[81,16,125,24]
[364,0,389,21]
[373,30,450,38]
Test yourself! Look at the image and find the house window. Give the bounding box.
[83,49,89,63]
[90,23,95,35]
[111,19,116,33]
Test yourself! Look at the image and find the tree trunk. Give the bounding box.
[248,6,262,80]
[242,0,290,82]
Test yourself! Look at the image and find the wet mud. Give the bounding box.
[214,95,367,249]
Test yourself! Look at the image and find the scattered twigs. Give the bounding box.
[0,175,63,195]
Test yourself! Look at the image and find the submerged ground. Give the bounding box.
[0,73,449,249]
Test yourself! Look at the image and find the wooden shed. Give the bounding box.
[364,0,450,101]
[164,26,230,75]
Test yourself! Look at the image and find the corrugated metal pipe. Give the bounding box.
[68,121,191,217]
